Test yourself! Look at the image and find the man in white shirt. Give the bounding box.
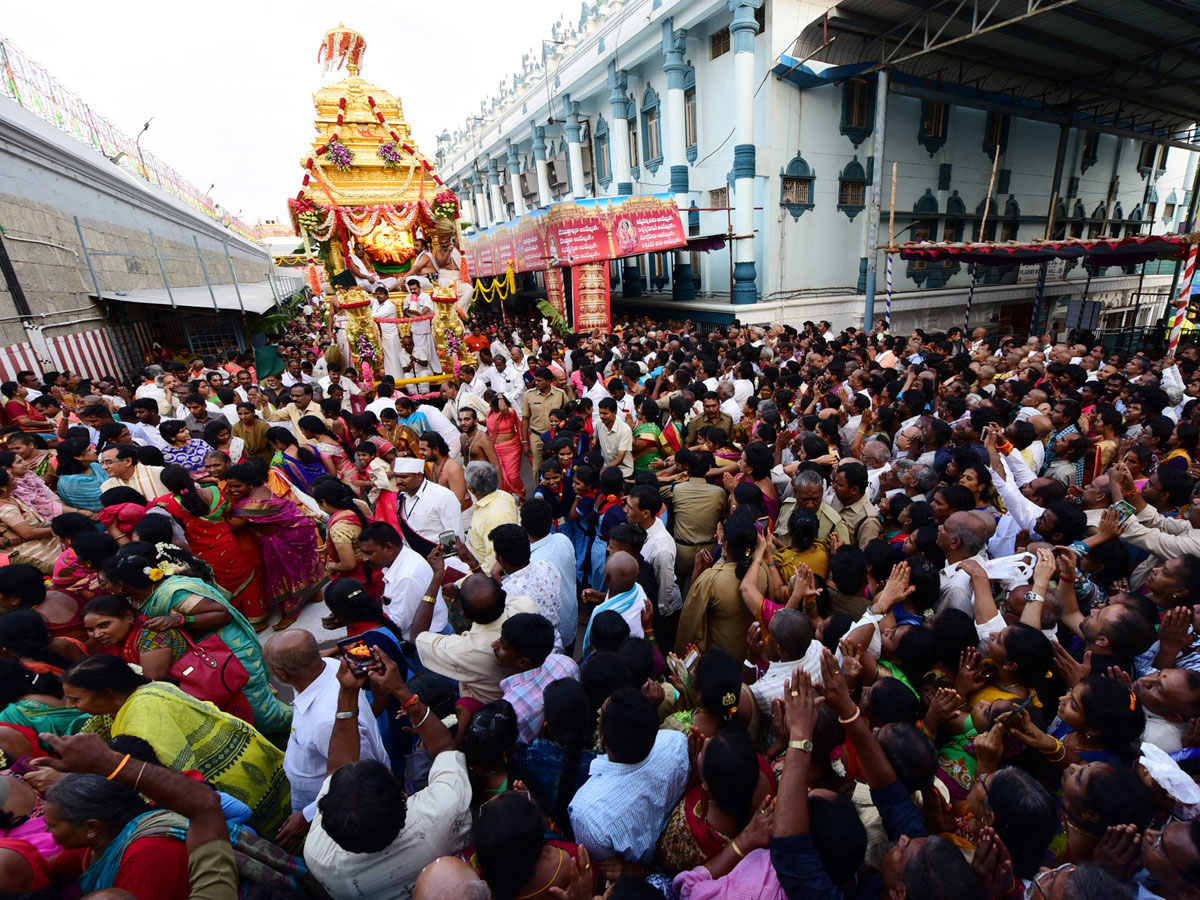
[596,397,634,478]
[281,358,316,388]
[623,486,681,624]
[414,402,462,461]
[747,609,824,715]
[487,355,525,407]
[264,630,387,848]
[523,497,579,651]
[717,382,741,420]
[359,521,448,638]
[318,365,362,408]
[936,511,991,614]
[304,660,472,900]
[365,381,400,418]
[394,456,464,543]
[441,380,489,440]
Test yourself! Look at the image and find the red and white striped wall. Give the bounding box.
[0,328,124,383]
[0,341,42,383]
[46,329,123,380]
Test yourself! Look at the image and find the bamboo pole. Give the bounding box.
[1044,191,1058,240]
[1100,175,1119,237]
[979,150,1000,240]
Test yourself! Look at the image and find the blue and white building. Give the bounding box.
[437,0,1200,334]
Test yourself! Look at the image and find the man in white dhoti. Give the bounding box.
[433,237,474,319]
[372,286,404,380]
[402,277,442,382]
[348,241,401,291]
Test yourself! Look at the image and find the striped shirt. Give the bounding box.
[568,729,690,864]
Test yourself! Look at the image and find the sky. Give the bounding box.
[3,0,575,224]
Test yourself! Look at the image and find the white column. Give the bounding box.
[471,178,490,228]
[564,96,587,199]
[608,62,632,196]
[487,157,505,223]
[729,0,761,305]
[533,123,553,206]
[507,141,527,218]
[662,20,694,300]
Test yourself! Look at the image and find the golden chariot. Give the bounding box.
[287,25,474,382]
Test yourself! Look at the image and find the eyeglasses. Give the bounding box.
[1023,863,1075,900]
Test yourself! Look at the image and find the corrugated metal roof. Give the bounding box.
[794,0,1200,143]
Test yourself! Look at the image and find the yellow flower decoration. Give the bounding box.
[146,567,164,582]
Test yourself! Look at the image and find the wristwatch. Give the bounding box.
[421,595,436,605]
[788,739,814,753]
[334,710,359,720]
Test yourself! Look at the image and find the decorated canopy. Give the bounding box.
[895,233,1198,268]
[287,24,456,267]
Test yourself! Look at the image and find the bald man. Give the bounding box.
[413,856,493,900]
[747,608,824,715]
[936,510,992,614]
[581,550,647,654]
[264,629,388,849]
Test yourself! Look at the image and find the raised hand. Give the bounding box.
[954,648,987,696]
[1050,642,1091,688]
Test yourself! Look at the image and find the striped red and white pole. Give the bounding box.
[1168,242,1198,354]
[884,253,893,328]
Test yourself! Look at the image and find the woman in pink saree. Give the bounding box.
[487,393,525,496]
[223,462,328,630]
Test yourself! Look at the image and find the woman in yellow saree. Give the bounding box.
[60,654,290,836]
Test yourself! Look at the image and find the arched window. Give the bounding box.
[684,68,698,163]
[641,85,663,174]
[973,198,997,241]
[837,157,867,220]
[908,191,939,284]
[1051,200,1068,240]
[1070,200,1087,238]
[1088,203,1106,238]
[840,77,876,147]
[1001,197,1020,242]
[593,116,611,188]
[918,99,948,156]
[780,152,815,220]
[944,192,966,242]
[1125,205,1142,238]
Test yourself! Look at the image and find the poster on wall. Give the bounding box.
[571,262,611,331]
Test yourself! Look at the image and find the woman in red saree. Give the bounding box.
[155,465,266,625]
[224,462,327,630]
[487,394,525,496]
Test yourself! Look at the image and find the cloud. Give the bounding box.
[3,0,571,222]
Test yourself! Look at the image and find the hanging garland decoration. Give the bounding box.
[366,95,445,187]
[473,262,516,304]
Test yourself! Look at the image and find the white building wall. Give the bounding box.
[440,0,1198,333]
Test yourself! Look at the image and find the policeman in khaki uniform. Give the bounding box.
[521,366,569,487]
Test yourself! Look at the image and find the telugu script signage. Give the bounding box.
[463,193,687,278]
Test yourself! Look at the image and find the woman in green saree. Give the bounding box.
[98,546,291,744]
[0,658,89,766]
[631,397,669,473]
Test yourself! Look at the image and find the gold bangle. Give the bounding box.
[106,753,131,781]
[729,838,745,859]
